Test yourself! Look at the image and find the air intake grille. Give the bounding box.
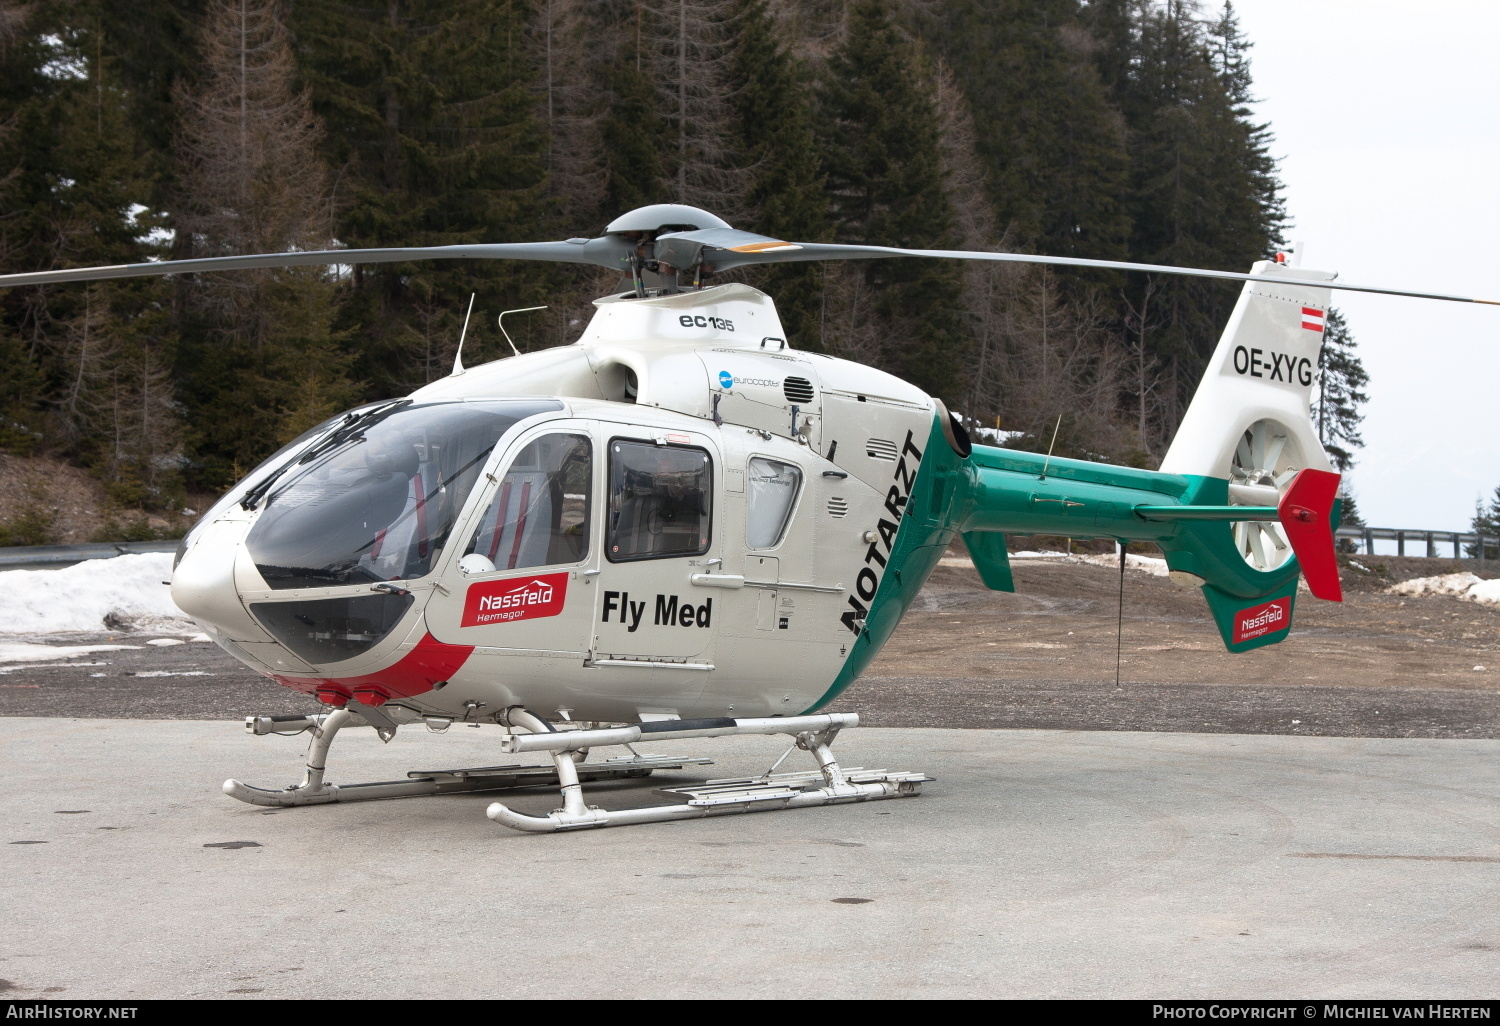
[866,438,898,461]
[827,497,849,518]
[783,376,815,405]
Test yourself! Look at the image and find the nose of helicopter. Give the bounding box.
[171,518,327,678]
[171,518,266,642]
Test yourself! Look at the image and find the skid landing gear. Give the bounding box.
[223,707,929,830]
[485,710,930,832]
[222,707,709,808]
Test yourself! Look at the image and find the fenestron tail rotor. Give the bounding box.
[0,202,1494,308]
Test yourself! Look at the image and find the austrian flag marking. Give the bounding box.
[463,572,569,627]
[1301,306,1325,333]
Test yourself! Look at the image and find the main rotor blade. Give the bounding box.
[710,241,1500,306]
[0,237,634,289]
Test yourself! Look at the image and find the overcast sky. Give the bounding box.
[1229,1,1500,530]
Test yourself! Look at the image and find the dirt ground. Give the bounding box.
[878,551,1500,691]
[0,453,212,544]
[3,550,1500,738]
[842,551,1500,737]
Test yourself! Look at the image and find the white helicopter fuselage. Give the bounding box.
[171,284,946,727]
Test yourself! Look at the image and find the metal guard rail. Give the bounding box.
[1332,526,1495,560]
[0,540,180,569]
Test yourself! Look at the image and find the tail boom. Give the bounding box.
[956,446,1341,652]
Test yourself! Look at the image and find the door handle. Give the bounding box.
[690,573,745,590]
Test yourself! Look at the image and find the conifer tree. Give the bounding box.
[600,60,670,213]
[657,0,745,213]
[173,0,352,484]
[727,0,826,344]
[290,0,549,386]
[1312,307,1367,473]
[817,0,965,399]
[532,0,606,216]
[1338,490,1364,529]
[930,0,1129,261]
[1114,1,1286,431]
[1471,489,1500,560]
[0,5,182,508]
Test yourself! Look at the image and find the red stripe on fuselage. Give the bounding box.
[267,631,474,703]
[507,480,532,570]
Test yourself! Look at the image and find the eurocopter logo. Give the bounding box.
[1233,596,1291,644]
[717,370,776,390]
[462,572,569,627]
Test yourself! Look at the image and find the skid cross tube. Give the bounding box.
[223,706,711,808]
[498,712,861,755]
[484,710,929,833]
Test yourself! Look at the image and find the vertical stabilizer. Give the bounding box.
[1160,261,1337,484]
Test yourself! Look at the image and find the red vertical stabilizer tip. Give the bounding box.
[1277,469,1343,602]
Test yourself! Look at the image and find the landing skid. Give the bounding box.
[223,707,930,830]
[484,710,929,832]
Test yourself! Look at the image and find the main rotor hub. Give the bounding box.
[604,204,732,236]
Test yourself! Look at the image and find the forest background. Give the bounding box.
[0,0,1371,542]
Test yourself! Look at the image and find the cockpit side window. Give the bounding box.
[606,440,712,562]
[745,457,802,549]
[462,433,593,573]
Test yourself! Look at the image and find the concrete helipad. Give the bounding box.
[3,717,1499,999]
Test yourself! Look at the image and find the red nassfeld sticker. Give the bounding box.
[1233,596,1291,644]
[462,572,569,627]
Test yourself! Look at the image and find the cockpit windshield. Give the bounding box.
[246,399,562,589]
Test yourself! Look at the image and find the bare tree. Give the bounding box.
[1121,278,1166,457]
[635,0,750,216]
[531,0,607,215]
[52,285,116,447]
[173,0,352,456]
[101,342,183,504]
[174,0,336,350]
[0,0,28,44]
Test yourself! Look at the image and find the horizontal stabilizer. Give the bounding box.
[961,531,1014,593]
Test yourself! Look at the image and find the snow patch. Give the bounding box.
[1387,572,1500,606]
[939,550,1169,576]
[1078,552,1171,577]
[0,553,195,635]
[1388,572,1481,598]
[1469,579,1500,606]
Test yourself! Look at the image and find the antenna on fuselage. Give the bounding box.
[451,293,476,376]
[1039,414,1063,481]
[499,305,548,357]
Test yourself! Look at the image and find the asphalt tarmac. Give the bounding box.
[3,717,1499,999]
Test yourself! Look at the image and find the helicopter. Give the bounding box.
[3,202,1492,833]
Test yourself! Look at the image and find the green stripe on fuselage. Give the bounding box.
[807,415,963,712]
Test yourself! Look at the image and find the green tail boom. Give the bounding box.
[807,416,1339,712]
